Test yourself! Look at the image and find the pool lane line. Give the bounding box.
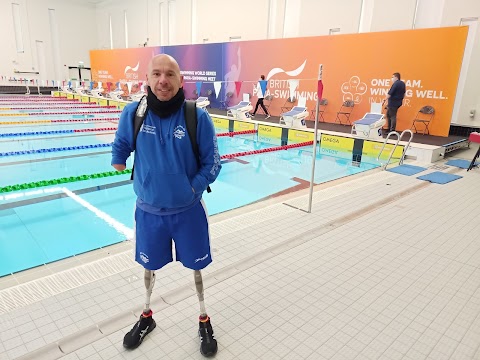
[0,118,119,126]
[0,110,122,117]
[0,157,241,210]
[0,131,116,143]
[0,150,112,167]
[61,187,133,239]
[0,105,115,110]
[0,135,311,158]
[0,179,133,210]
[0,142,113,157]
[0,128,117,142]
[1,142,314,192]
[0,168,131,194]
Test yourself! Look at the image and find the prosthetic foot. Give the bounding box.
[123,310,156,349]
[199,315,218,357]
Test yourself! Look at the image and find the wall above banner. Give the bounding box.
[90,26,468,137]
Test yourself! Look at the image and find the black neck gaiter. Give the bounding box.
[146,86,185,118]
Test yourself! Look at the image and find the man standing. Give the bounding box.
[111,54,221,357]
[385,72,406,133]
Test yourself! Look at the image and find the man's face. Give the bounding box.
[147,55,183,101]
[391,74,398,83]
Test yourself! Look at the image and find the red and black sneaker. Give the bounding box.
[123,310,156,349]
[199,315,218,357]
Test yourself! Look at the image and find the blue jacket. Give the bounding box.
[111,101,221,214]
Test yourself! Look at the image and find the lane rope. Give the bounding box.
[0,140,313,194]
[0,127,117,138]
[0,110,121,117]
[0,105,116,110]
[0,118,119,125]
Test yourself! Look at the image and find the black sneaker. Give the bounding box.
[123,311,156,349]
[199,316,218,357]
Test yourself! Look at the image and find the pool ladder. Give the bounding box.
[377,129,414,169]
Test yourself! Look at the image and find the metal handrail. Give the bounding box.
[398,129,414,164]
[377,131,399,169]
[377,130,414,169]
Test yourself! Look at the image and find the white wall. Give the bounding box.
[96,0,193,48]
[299,0,363,36]
[0,0,97,81]
[196,0,270,43]
[440,0,480,126]
[415,0,446,28]
[174,0,193,45]
[268,0,287,39]
[370,0,417,31]
[0,0,479,128]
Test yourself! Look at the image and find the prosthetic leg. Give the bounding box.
[195,270,218,357]
[123,268,218,357]
[123,269,157,349]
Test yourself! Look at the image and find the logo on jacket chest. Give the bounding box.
[173,125,186,139]
[140,124,156,135]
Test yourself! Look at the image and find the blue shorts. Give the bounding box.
[134,200,212,271]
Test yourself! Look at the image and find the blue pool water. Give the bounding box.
[0,100,382,277]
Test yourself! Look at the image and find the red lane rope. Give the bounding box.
[51,118,119,123]
[220,141,313,159]
[73,127,117,133]
[24,110,122,116]
[5,105,115,109]
[0,101,84,105]
[216,129,257,137]
[0,98,71,101]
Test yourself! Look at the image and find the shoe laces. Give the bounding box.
[199,326,215,343]
[199,319,215,343]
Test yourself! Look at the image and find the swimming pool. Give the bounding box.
[0,98,382,277]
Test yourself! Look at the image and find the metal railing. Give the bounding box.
[377,129,414,169]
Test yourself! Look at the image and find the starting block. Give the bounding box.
[90,87,104,97]
[351,113,385,139]
[227,101,253,120]
[279,106,308,128]
[61,85,75,94]
[74,86,88,95]
[106,89,124,101]
[129,92,146,101]
[88,82,104,97]
[196,96,210,111]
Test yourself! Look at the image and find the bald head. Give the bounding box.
[146,54,183,101]
[148,54,180,74]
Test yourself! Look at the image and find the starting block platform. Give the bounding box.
[351,113,385,139]
[227,101,253,120]
[279,106,308,128]
[129,92,145,101]
[196,96,210,110]
[106,89,124,101]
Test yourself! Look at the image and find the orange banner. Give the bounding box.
[235,26,467,137]
[90,26,468,136]
[90,47,158,84]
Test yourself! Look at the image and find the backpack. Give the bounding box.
[130,96,211,193]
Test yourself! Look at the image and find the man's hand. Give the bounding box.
[112,164,126,171]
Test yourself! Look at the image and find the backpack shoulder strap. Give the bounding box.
[132,96,148,151]
[184,101,211,193]
[130,96,148,180]
[184,100,198,160]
